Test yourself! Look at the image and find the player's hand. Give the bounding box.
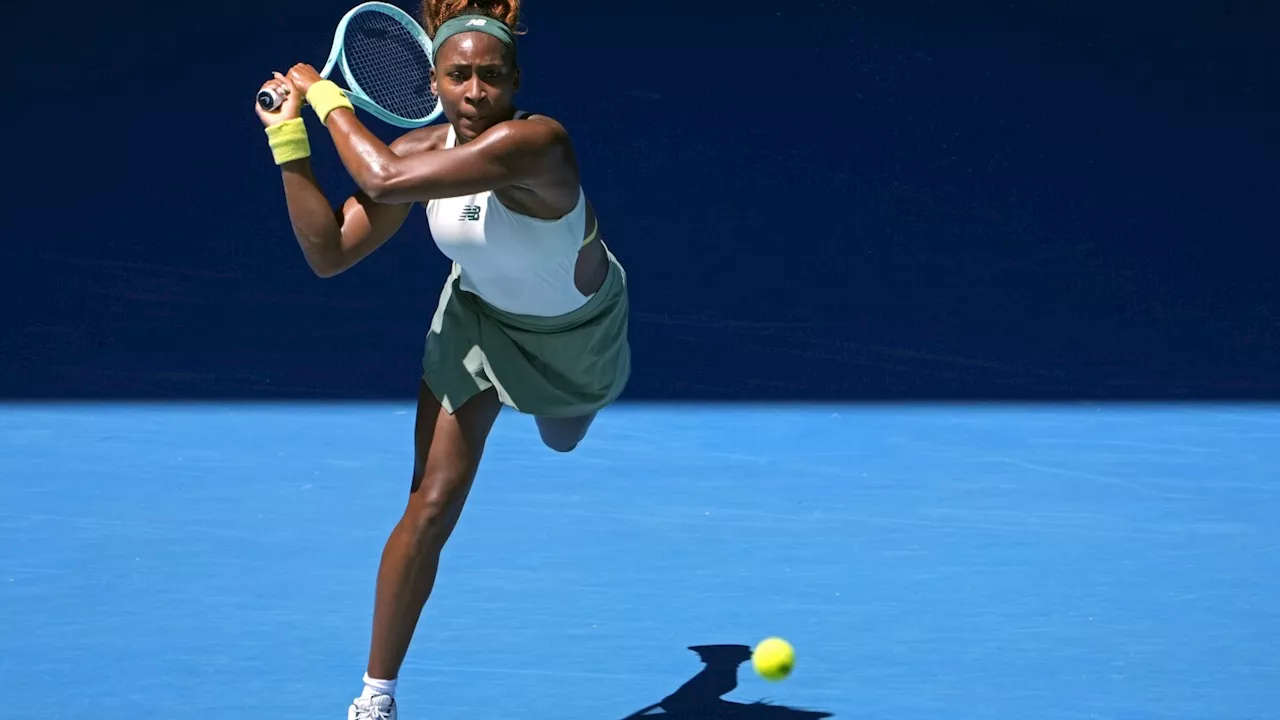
[255,72,303,127]
[286,64,325,96]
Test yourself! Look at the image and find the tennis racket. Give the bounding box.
[257,1,443,128]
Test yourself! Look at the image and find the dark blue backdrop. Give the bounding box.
[3,0,1277,400]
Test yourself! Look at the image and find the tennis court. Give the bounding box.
[3,401,1277,718]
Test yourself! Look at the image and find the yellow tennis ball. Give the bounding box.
[752,637,795,681]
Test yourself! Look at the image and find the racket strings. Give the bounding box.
[343,12,438,121]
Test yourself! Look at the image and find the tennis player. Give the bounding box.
[254,1,630,717]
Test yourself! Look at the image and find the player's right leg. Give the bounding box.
[348,381,503,720]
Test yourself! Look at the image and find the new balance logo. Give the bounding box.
[466,18,487,26]
[459,205,481,221]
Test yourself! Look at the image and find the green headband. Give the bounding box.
[431,15,516,65]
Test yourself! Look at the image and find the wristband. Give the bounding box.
[306,80,355,124]
[265,117,311,165]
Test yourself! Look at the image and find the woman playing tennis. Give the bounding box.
[254,1,631,717]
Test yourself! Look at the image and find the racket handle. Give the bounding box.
[257,88,283,111]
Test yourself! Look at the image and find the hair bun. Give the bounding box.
[423,0,524,36]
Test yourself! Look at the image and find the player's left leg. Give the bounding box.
[534,412,598,452]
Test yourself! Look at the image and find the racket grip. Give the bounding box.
[257,88,283,111]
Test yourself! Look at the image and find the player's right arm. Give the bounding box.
[279,158,408,279]
[279,127,444,278]
[255,72,443,278]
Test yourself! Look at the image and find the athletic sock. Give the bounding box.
[361,673,397,699]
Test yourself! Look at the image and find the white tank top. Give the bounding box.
[426,113,590,318]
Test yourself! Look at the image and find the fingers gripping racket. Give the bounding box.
[257,1,443,128]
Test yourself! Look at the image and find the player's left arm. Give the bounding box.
[322,108,570,204]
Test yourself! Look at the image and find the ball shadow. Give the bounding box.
[619,644,834,719]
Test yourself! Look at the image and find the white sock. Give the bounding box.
[361,673,397,699]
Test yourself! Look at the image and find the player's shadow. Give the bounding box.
[619,644,834,719]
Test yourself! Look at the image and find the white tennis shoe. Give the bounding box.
[348,693,396,720]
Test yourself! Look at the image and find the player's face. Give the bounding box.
[430,33,519,141]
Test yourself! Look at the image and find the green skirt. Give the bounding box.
[421,248,631,418]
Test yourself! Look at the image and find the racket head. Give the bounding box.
[333,1,442,128]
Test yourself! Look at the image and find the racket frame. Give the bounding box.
[257,1,442,128]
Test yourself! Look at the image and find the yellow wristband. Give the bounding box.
[306,80,355,124]
[265,117,311,165]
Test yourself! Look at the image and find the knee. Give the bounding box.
[402,470,467,547]
[542,436,580,453]
[537,415,594,453]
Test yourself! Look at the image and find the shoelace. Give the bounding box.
[353,697,393,720]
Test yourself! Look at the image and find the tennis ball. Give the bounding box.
[752,637,795,681]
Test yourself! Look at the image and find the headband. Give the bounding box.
[431,14,517,65]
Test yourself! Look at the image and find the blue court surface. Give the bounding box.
[2,401,1278,718]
